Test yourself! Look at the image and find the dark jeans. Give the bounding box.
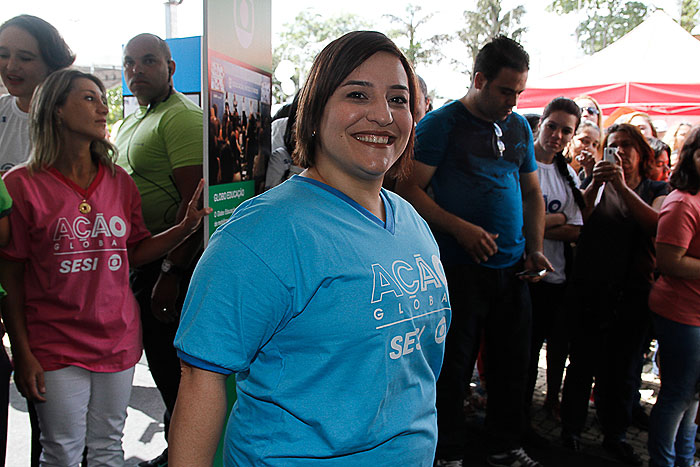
[526,281,570,416]
[0,345,10,466]
[436,262,532,459]
[560,284,650,442]
[130,257,197,441]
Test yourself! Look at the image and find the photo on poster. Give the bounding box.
[207,50,271,231]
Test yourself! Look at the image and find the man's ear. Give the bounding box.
[473,71,487,91]
[167,60,176,80]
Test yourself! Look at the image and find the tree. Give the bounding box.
[383,4,449,68]
[106,85,123,128]
[273,10,372,104]
[680,0,700,33]
[454,0,526,77]
[548,0,648,54]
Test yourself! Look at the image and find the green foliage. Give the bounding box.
[272,9,372,105]
[383,4,449,68]
[680,0,700,32]
[454,0,526,77]
[547,0,648,54]
[106,85,123,128]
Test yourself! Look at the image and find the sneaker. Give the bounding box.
[487,447,542,467]
[601,440,641,466]
[138,448,168,467]
[434,459,463,467]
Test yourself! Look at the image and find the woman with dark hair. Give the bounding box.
[647,125,700,467]
[169,31,451,465]
[0,15,74,171]
[0,69,209,466]
[526,97,584,422]
[647,137,671,182]
[560,123,669,464]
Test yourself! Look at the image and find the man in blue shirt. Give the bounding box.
[396,36,551,467]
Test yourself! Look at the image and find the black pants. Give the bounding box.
[525,281,570,416]
[560,285,650,441]
[436,262,532,459]
[0,345,10,466]
[130,257,197,441]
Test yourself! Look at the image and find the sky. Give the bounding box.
[0,0,682,104]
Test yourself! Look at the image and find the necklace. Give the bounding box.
[76,167,98,214]
[50,165,99,214]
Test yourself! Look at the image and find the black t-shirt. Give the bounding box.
[572,179,670,293]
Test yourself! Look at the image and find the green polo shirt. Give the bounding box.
[115,92,203,234]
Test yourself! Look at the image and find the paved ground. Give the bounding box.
[2,341,683,467]
[7,343,167,467]
[459,345,664,466]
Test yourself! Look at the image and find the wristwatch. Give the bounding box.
[161,259,185,277]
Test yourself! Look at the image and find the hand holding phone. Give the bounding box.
[603,147,618,163]
[515,269,546,278]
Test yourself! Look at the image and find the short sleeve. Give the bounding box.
[1,172,29,261]
[518,117,537,174]
[174,228,292,374]
[414,109,450,167]
[162,103,204,170]
[564,165,583,226]
[656,197,699,250]
[0,177,12,218]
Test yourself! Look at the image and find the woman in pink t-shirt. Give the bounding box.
[648,125,700,467]
[0,69,210,466]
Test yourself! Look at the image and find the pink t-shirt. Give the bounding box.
[1,164,151,372]
[649,189,700,327]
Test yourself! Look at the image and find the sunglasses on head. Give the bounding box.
[492,123,505,159]
[580,106,599,116]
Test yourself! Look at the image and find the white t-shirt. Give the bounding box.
[0,94,30,171]
[536,160,583,284]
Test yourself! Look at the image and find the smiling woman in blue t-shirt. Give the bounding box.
[169,31,451,467]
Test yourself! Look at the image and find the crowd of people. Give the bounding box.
[0,12,698,467]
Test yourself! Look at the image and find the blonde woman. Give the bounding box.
[0,69,210,466]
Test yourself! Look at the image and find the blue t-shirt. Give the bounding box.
[175,176,451,466]
[414,100,536,268]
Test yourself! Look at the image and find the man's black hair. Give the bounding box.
[473,35,529,82]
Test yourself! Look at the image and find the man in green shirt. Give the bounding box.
[114,33,203,467]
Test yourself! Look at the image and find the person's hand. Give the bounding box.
[455,222,499,264]
[576,149,596,176]
[608,153,627,190]
[520,251,554,283]
[151,273,181,323]
[181,179,213,234]
[591,159,618,186]
[14,351,46,402]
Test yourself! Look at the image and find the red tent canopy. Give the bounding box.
[518,11,700,122]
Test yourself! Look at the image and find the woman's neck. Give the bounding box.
[534,141,555,164]
[302,166,385,221]
[626,172,642,191]
[53,138,98,189]
[15,95,31,113]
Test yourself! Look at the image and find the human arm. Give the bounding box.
[0,259,45,401]
[169,362,228,467]
[394,161,498,263]
[656,242,700,279]
[128,178,211,267]
[150,165,206,323]
[600,156,665,233]
[0,217,8,247]
[520,171,553,281]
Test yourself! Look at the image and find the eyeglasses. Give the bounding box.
[580,106,599,116]
[492,123,505,159]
